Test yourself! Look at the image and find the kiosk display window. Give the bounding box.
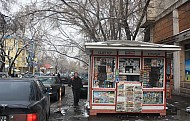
[143,91,163,104]
[93,57,116,88]
[93,91,115,104]
[141,58,164,88]
[119,58,140,81]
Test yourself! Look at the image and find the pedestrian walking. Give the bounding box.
[68,72,83,107]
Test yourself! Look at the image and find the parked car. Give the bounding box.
[80,73,88,99]
[38,76,65,101]
[34,72,44,77]
[0,78,50,121]
[23,73,35,78]
[60,74,69,84]
[0,72,9,78]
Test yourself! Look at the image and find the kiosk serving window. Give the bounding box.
[119,58,140,81]
[141,58,164,88]
[93,57,116,88]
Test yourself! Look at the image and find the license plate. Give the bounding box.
[0,116,7,121]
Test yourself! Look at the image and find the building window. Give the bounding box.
[185,43,190,81]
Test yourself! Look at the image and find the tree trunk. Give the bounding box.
[0,56,5,72]
[132,0,151,40]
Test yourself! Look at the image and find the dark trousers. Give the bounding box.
[72,88,80,106]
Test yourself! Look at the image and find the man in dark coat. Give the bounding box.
[68,72,83,107]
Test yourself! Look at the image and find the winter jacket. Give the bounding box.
[68,76,83,90]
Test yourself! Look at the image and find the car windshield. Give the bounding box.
[38,77,56,84]
[0,81,34,101]
[81,74,88,82]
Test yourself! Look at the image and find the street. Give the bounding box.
[49,85,190,121]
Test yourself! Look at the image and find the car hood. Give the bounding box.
[0,101,35,108]
[43,84,53,87]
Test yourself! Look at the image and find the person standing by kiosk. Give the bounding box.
[68,72,83,107]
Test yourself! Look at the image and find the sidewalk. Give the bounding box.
[49,85,89,121]
[49,86,190,121]
[167,94,190,110]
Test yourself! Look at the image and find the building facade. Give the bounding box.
[5,38,28,74]
[5,37,39,74]
[142,0,190,96]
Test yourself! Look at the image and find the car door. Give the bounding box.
[35,81,49,121]
[36,81,50,116]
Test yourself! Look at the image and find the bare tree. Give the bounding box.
[19,0,151,41]
[14,0,151,68]
[0,0,16,12]
[55,0,150,41]
[0,12,26,73]
[0,10,45,75]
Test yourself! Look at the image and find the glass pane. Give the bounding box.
[93,91,115,104]
[141,58,164,88]
[38,77,56,84]
[119,58,140,81]
[185,51,190,60]
[93,57,116,88]
[143,91,163,104]
[0,81,34,101]
[185,52,190,81]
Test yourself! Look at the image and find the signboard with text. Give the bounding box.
[94,50,117,55]
[119,50,141,56]
[143,51,165,56]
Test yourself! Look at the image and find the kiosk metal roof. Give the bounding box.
[85,40,181,51]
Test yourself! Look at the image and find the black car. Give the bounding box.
[60,74,69,84]
[23,73,35,78]
[0,78,50,121]
[38,76,65,101]
[80,74,88,99]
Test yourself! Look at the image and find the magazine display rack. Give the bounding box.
[116,82,143,112]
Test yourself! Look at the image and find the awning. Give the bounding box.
[85,40,181,53]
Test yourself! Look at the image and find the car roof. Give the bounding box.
[0,78,35,82]
[37,76,57,78]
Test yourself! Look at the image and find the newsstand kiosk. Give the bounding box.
[85,40,181,116]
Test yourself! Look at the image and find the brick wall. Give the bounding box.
[178,1,190,32]
[180,81,190,96]
[153,13,173,43]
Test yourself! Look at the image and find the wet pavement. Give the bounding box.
[49,85,89,121]
[49,85,190,121]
